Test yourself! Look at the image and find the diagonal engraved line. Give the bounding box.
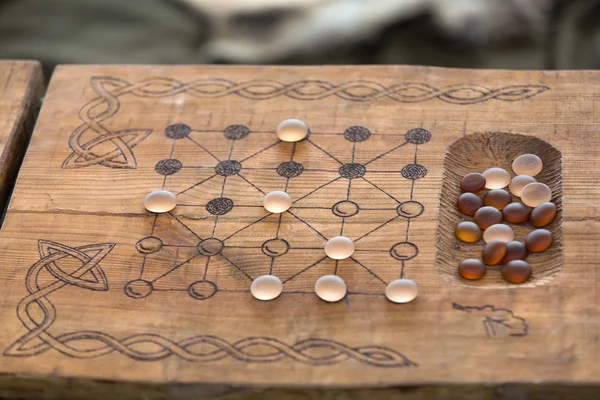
[364,141,408,166]
[151,252,202,283]
[360,177,401,203]
[167,212,203,241]
[222,214,272,241]
[353,215,400,243]
[283,256,328,283]
[287,211,328,241]
[186,136,221,162]
[350,257,387,285]
[306,139,344,165]
[176,174,218,196]
[237,173,266,195]
[239,141,282,163]
[293,177,342,204]
[218,252,253,281]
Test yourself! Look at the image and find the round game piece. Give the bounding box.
[483,189,511,210]
[526,229,552,253]
[276,119,309,142]
[324,236,355,260]
[457,193,483,216]
[144,190,176,213]
[461,173,486,193]
[474,206,503,230]
[385,279,418,303]
[482,240,507,265]
[530,202,557,227]
[483,224,514,243]
[251,275,283,301]
[512,154,543,177]
[263,191,292,213]
[458,259,487,280]
[455,221,482,243]
[315,275,347,302]
[482,168,511,189]
[521,182,552,207]
[502,241,528,264]
[502,202,531,223]
[509,175,536,197]
[502,260,532,284]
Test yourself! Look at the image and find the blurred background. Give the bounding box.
[0,0,597,79]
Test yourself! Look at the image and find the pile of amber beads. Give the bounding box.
[455,154,557,284]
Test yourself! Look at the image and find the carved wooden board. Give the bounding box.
[0,65,598,396]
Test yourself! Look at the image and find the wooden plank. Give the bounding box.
[1,65,600,398]
[0,61,43,218]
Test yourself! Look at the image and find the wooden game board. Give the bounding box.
[0,65,599,398]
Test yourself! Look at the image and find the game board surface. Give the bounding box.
[0,65,599,394]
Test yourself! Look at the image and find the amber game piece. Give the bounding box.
[461,173,486,193]
[483,189,511,210]
[502,241,528,264]
[458,259,487,280]
[502,260,532,283]
[457,193,483,216]
[474,206,503,230]
[530,202,557,227]
[526,229,552,253]
[482,240,507,265]
[502,202,531,223]
[455,221,482,243]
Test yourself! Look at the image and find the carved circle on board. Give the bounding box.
[261,238,290,257]
[188,280,218,300]
[124,279,154,299]
[339,163,366,179]
[155,159,182,176]
[215,160,242,176]
[332,200,359,217]
[223,124,250,140]
[401,163,427,180]
[396,201,424,218]
[277,161,304,178]
[344,126,371,142]
[206,197,234,215]
[165,124,192,139]
[135,236,163,254]
[405,128,432,144]
[197,238,224,256]
[390,242,419,261]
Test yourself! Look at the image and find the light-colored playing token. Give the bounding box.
[276,119,309,142]
[385,279,418,303]
[251,275,283,301]
[315,275,347,302]
[144,190,176,213]
[324,236,355,260]
[263,191,292,213]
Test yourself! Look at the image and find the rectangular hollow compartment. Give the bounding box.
[437,132,562,288]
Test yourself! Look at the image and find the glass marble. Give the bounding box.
[315,275,347,302]
[385,279,418,303]
[502,202,531,223]
[144,190,176,213]
[526,229,552,253]
[530,202,557,227]
[482,168,510,189]
[509,175,537,197]
[455,221,482,243]
[512,154,543,176]
[474,206,503,230]
[502,260,532,284]
[483,189,511,210]
[324,236,355,260]
[263,191,292,213]
[276,119,309,142]
[457,192,483,216]
[501,241,528,264]
[250,275,283,301]
[521,182,552,207]
[458,259,487,280]
[482,240,507,265]
[461,173,486,193]
[483,224,514,243]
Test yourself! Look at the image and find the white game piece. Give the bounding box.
[263,191,292,213]
[324,236,355,260]
[251,275,283,301]
[385,279,418,303]
[509,175,536,197]
[521,182,552,207]
[483,224,515,243]
[315,275,347,302]
[482,167,511,189]
[276,119,309,142]
[144,190,176,213]
[512,154,543,176]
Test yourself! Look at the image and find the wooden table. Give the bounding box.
[0,65,599,399]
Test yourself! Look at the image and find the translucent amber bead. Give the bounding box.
[502,202,531,223]
[530,202,557,227]
[501,241,528,264]
[457,193,483,216]
[502,260,532,283]
[482,240,507,265]
[526,229,552,253]
[455,221,482,243]
[461,173,486,193]
[474,206,503,230]
[458,259,487,280]
[483,189,511,210]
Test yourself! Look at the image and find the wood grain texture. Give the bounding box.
[1,65,600,398]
